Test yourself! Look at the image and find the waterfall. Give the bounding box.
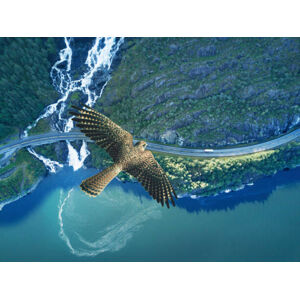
[66,140,90,171]
[27,147,63,173]
[24,37,124,172]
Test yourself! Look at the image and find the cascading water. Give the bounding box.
[27,147,63,173]
[23,37,124,172]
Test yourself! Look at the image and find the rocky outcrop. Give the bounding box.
[160,130,179,144]
[196,45,217,57]
[132,79,155,97]
[188,64,215,79]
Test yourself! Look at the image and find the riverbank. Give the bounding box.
[0,149,47,204]
[0,175,44,211]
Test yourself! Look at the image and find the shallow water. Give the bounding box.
[0,166,300,261]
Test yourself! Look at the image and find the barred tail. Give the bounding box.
[80,164,122,197]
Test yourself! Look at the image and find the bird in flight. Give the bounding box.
[70,105,177,208]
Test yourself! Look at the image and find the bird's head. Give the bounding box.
[135,140,148,151]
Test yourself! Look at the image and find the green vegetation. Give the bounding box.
[0,149,46,201]
[33,143,64,164]
[153,139,300,195]
[87,138,300,196]
[28,118,52,136]
[87,143,113,168]
[70,91,81,102]
[96,38,300,147]
[0,37,58,141]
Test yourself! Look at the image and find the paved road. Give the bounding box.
[1,129,300,158]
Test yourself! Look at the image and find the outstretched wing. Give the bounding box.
[70,105,133,161]
[126,150,177,208]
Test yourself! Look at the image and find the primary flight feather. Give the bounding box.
[69,105,177,208]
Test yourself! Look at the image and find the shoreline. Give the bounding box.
[1,161,300,212]
[0,175,45,211]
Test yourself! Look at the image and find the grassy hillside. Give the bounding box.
[95,37,300,148]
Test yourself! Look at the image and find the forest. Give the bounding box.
[0,37,58,141]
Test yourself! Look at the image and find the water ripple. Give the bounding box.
[58,185,161,257]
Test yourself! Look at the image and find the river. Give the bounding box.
[1,166,300,261]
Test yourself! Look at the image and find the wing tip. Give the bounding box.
[71,105,82,110]
[70,104,93,112]
[173,190,178,199]
[166,200,170,209]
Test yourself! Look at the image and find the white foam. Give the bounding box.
[58,188,77,255]
[66,140,90,171]
[58,186,161,257]
[27,147,63,173]
[24,37,124,171]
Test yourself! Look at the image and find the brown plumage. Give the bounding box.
[69,105,177,208]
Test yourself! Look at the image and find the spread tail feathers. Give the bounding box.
[80,164,122,197]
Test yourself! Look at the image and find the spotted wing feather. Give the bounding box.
[126,150,177,208]
[70,105,133,161]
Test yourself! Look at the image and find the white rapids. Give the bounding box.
[27,147,63,173]
[24,37,124,172]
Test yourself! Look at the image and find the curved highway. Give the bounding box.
[0,129,300,158]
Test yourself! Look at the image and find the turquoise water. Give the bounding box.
[1,166,300,261]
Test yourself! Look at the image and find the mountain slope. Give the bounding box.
[95,37,300,147]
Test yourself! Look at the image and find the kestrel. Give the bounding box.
[70,105,177,208]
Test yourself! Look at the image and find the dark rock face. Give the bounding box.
[194,83,214,99]
[156,88,187,104]
[88,69,109,92]
[241,85,259,100]
[69,37,95,77]
[172,115,194,130]
[168,44,179,55]
[132,79,154,97]
[55,141,69,164]
[219,59,238,72]
[197,45,217,57]
[160,129,179,144]
[188,65,215,79]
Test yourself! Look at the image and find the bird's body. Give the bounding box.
[70,105,177,208]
